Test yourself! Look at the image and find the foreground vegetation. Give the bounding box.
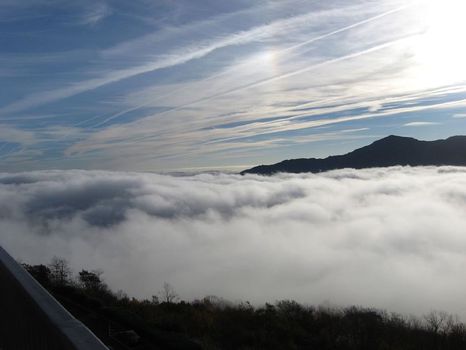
[23,258,466,350]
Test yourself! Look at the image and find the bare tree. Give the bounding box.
[424,311,450,334]
[159,282,178,303]
[151,295,160,305]
[48,256,71,285]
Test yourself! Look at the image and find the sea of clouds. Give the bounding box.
[1,167,466,318]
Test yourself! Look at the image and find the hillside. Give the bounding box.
[22,259,466,350]
[241,135,466,175]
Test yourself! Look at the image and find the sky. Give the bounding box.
[2,1,466,321]
[1,0,466,172]
[3,167,466,319]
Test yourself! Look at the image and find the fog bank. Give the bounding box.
[1,167,466,318]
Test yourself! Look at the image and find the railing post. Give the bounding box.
[0,246,109,350]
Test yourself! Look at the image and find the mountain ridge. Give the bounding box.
[240,135,466,175]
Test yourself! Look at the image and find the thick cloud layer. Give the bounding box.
[1,167,466,319]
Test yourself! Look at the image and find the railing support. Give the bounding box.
[0,246,109,350]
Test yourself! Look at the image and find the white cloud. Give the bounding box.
[79,2,111,26]
[0,125,36,145]
[0,4,348,114]
[403,121,440,127]
[1,167,466,320]
[4,0,466,170]
[0,0,409,116]
[453,113,466,118]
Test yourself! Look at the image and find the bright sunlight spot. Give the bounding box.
[415,0,466,85]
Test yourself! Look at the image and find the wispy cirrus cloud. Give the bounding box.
[78,2,111,26]
[0,1,398,115]
[0,126,36,146]
[2,0,466,170]
[404,121,441,127]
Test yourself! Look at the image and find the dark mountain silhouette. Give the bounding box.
[241,135,466,175]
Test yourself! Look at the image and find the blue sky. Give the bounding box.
[1,0,466,172]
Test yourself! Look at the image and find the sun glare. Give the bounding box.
[256,50,278,67]
[414,0,466,85]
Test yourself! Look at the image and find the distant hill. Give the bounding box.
[241,135,466,175]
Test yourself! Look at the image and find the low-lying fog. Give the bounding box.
[1,167,466,319]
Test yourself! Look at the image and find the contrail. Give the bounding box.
[280,3,414,54]
[91,3,415,127]
[124,32,422,144]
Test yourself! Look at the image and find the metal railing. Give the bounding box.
[0,246,109,350]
